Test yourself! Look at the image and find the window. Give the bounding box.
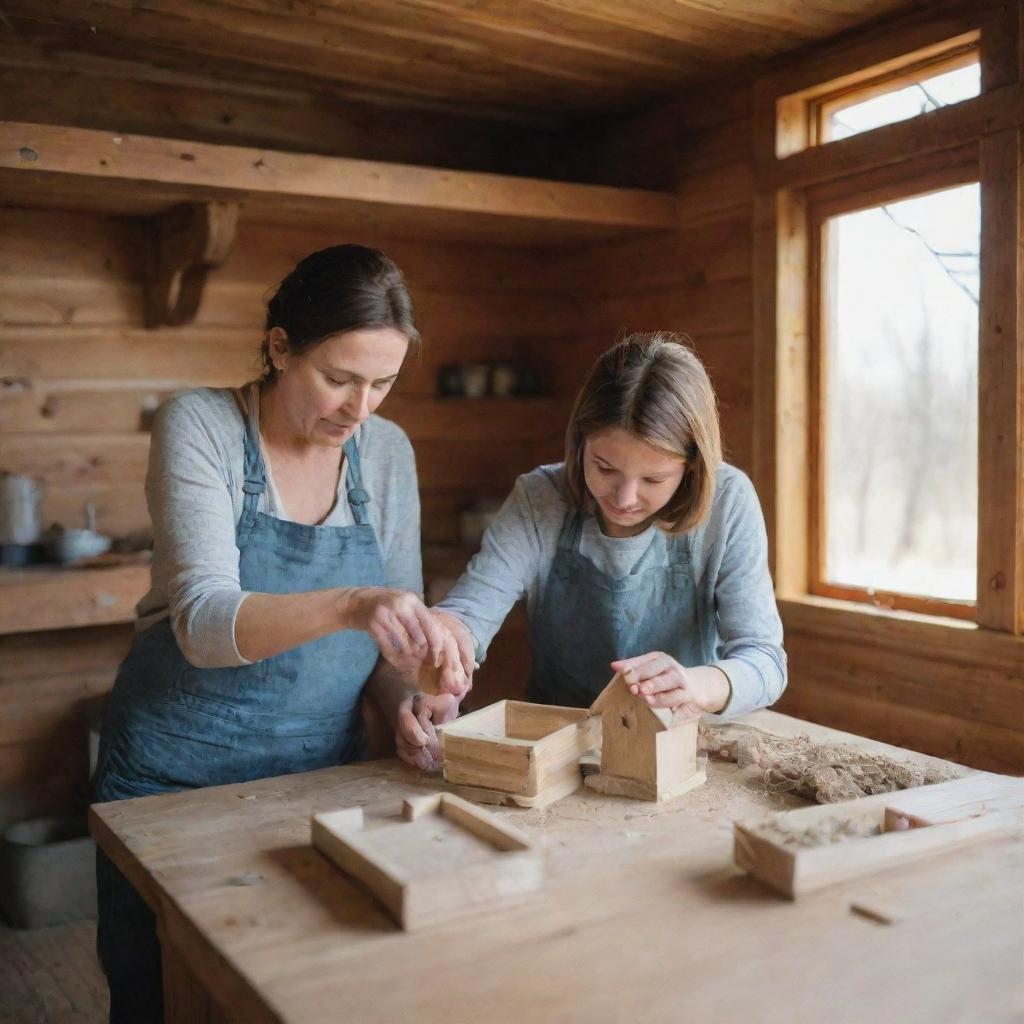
[821,60,980,142]
[772,32,980,159]
[815,183,980,614]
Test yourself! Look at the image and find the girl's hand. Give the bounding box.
[395,692,460,771]
[339,588,445,676]
[611,653,732,721]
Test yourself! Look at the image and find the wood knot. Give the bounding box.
[989,572,1006,590]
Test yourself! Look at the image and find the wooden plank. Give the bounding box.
[0,623,132,679]
[757,4,982,104]
[752,188,810,593]
[677,161,754,224]
[980,0,1022,91]
[440,732,535,795]
[0,566,150,635]
[776,674,1024,775]
[0,326,259,383]
[0,121,679,238]
[0,386,168,434]
[0,47,563,177]
[1,434,150,488]
[0,666,113,746]
[977,128,1024,633]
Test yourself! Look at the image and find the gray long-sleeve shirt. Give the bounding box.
[436,462,786,720]
[136,383,422,668]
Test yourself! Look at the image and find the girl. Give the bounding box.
[421,332,785,729]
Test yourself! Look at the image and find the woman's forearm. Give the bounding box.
[234,588,351,662]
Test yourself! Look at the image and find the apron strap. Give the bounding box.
[343,436,371,527]
[556,508,583,552]
[235,387,267,521]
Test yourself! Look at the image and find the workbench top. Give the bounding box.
[89,711,1024,1024]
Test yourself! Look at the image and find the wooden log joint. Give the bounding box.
[143,201,238,328]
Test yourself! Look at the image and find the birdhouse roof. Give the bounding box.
[590,673,673,730]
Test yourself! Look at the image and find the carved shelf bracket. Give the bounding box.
[143,201,238,327]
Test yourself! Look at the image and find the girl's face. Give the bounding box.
[583,426,687,537]
[268,326,408,448]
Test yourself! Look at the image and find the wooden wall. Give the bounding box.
[533,84,756,474]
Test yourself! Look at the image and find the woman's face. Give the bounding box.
[583,426,687,537]
[270,326,408,447]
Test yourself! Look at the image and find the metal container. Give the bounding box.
[0,815,97,929]
[0,472,43,545]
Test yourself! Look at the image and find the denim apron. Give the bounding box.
[92,400,386,1022]
[527,510,708,708]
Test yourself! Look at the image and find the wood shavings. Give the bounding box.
[700,723,956,804]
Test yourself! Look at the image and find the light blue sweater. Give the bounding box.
[437,463,787,720]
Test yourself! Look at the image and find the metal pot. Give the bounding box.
[0,473,43,545]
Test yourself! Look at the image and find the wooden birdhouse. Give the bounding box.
[585,674,706,802]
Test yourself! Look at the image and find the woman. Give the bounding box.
[92,244,463,1022]
[418,332,785,734]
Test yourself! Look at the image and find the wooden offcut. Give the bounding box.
[311,793,542,931]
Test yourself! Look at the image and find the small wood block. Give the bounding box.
[439,700,600,802]
[734,774,1024,899]
[312,793,542,931]
[585,766,707,803]
[446,761,588,809]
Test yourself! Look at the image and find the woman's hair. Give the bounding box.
[261,245,420,380]
[564,332,723,534]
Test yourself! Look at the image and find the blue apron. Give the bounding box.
[93,404,386,800]
[527,510,708,708]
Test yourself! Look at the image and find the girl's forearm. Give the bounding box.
[688,665,732,713]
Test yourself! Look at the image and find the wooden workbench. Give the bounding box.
[89,711,1024,1024]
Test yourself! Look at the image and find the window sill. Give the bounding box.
[777,593,1024,671]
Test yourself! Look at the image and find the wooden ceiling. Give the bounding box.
[4,1,936,126]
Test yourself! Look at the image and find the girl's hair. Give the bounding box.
[564,332,723,533]
[261,245,420,380]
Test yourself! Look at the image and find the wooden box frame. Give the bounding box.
[312,793,542,931]
[734,773,1024,898]
[439,700,601,807]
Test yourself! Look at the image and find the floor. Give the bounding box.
[0,917,108,1024]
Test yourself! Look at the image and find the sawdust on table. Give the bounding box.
[699,723,957,804]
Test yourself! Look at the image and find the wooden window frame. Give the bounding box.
[812,42,979,148]
[753,1,1024,636]
[806,154,980,621]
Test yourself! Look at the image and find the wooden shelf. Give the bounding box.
[0,121,678,246]
[0,564,149,636]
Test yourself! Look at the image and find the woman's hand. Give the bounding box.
[423,610,476,699]
[395,692,460,771]
[611,653,732,722]
[339,587,445,676]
